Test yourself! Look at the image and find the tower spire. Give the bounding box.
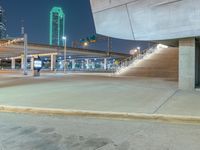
[21,19,24,35]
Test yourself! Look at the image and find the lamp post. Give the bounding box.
[23,33,28,75]
[62,36,67,73]
[137,47,141,55]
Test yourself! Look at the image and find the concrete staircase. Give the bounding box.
[117,47,178,81]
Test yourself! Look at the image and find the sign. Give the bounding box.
[80,35,97,45]
[34,59,42,71]
[34,60,42,68]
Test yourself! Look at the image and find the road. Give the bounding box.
[0,112,200,150]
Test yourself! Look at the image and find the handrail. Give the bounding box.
[115,44,159,75]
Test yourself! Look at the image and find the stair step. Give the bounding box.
[118,47,179,81]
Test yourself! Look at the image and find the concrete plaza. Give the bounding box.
[0,70,200,118]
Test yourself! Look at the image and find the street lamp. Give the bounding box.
[24,34,28,75]
[137,47,141,55]
[83,41,89,47]
[62,36,67,73]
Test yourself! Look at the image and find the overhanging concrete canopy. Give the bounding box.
[91,0,200,41]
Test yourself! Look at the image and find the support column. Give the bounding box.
[179,38,196,90]
[92,62,95,69]
[50,54,56,71]
[104,58,107,70]
[11,58,15,70]
[21,56,24,69]
[31,57,34,70]
[86,59,89,69]
[72,59,75,70]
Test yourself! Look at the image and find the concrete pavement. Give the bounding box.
[0,73,177,113]
[0,71,200,122]
[1,112,200,150]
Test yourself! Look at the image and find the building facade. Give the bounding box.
[0,6,6,39]
[90,0,200,41]
[90,0,200,90]
[49,7,65,46]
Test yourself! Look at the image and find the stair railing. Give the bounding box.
[115,44,159,75]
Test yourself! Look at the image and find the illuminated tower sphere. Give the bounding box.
[0,6,6,39]
[49,7,65,46]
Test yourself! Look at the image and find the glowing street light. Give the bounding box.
[62,36,66,41]
[83,41,89,47]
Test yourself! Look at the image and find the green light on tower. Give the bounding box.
[49,7,65,46]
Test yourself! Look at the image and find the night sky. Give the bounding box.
[0,0,151,53]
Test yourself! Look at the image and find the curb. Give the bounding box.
[0,105,200,124]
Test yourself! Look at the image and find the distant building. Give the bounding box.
[49,7,65,46]
[0,6,6,39]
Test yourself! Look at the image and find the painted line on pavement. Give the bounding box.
[0,105,200,124]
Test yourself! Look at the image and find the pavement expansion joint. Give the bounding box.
[152,89,179,114]
[0,105,200,125]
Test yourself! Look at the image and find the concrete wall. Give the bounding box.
[179,38,196,90]
[90,0,200,41]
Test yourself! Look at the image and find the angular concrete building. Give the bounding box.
[90,0,200,90]
[90,0,200,41]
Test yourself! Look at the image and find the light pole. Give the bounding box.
[23,33,28,75]
[62,36,67,73]
[107,36,112,57]
[137,47,141,56]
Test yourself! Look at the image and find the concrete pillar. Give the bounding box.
[11,58,15,69]
[72,59,75,69]
[179,38,196,90]
[92,62,95,69]
[86,59,89,69]
[21,56,24,69]
[31,57,34,70]
[104,58,107,70]
[50,54,56,71]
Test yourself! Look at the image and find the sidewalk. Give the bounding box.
[0,73,200,123]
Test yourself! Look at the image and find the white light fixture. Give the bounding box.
[83,42,89,47]
[62,36,66,40]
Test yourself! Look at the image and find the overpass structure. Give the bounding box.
[0,40,130,71]
[0,41,129,58]
[90,0,200,90]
